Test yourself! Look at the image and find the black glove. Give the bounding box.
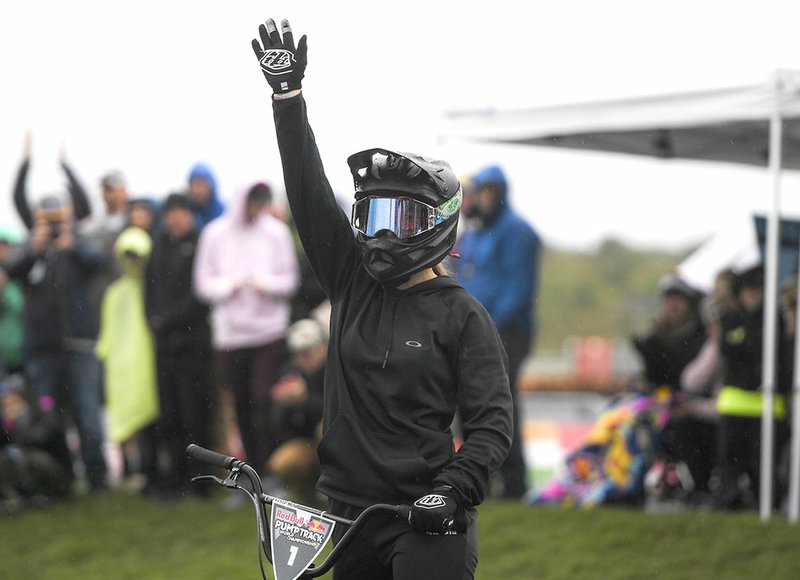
[408,486,458,534]
[251,18,307,95]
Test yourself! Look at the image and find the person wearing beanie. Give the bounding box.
[144,191,213,498]
[266,318,328,506]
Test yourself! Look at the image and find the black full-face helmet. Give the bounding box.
[347,148,462,285]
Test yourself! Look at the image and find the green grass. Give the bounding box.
[3,493,800,579]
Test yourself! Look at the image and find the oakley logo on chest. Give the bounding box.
[405,340,423,348]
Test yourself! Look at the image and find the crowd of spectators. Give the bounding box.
[0,137,330,511]
[4,137,791,518]
[631,263,797,513]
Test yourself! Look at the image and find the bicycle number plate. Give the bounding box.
[270,498,336,580]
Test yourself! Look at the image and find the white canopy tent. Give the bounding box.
[441,70,800,521]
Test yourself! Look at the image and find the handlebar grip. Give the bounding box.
[396,504,467,533]
[185,444,239,470]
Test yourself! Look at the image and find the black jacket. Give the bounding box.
[5,235,105,351]
[633,318,707,392]
[720,306,763,392]
[272,95,513,508]
[144,229,210,352]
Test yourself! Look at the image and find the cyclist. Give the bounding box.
[251,18,513,580]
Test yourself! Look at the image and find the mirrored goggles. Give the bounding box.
[351,189,462,240]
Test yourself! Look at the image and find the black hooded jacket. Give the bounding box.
[272,95,513,508]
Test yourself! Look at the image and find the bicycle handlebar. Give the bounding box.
[186,443,462,579]
[186,443,240,470]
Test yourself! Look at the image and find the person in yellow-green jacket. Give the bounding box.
[96,227,159,492]
[713,265,789,510]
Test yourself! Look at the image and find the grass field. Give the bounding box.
[3,492,800,579]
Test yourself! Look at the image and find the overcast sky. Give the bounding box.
[4,0,800,252]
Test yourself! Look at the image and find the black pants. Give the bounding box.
[219,339,287,472]
[660,414,717,493]
[329,500,478,580]
[497,325,531,498]
[714,414,788,509]
[154,345,214,491]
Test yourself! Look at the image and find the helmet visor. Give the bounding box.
[351,189,461,240]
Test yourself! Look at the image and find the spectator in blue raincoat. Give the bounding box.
[454,164,541,499]
[187,163,225,229]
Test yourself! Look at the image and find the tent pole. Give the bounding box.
[760,110,782,522]
[790,257,800,522]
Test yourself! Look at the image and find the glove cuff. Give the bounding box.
[273,89,302,101]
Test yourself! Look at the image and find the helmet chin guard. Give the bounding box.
[348,148,461,285]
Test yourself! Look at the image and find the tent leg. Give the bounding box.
[760,111,782,522]
[790,266,800,522]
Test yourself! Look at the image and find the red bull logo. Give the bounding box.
[308,519,327,533]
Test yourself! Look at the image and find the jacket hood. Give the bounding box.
[188,163,225,223]
[114,226,151,277]
[223,181,272,226]
[472,164,508,199]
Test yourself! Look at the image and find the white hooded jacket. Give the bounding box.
[193,183,300,349]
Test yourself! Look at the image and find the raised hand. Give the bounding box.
[251,18,307,96]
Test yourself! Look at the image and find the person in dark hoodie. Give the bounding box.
[251,19,512,580]
[144,193,213,498]
[186,163,225,229]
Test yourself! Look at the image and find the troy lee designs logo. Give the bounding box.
[413,494,447,509]
[260,48,294,75]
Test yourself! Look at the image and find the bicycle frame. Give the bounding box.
[186,443,410,580]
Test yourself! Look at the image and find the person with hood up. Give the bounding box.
[251,18,512,580]
[96,227,159,491]
[194,181,299,474]
[187,163,225,229]
[454,163,541,499]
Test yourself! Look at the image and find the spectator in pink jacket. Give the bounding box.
[194,182,300,472]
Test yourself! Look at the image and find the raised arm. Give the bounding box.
[13,135,34,230]
[251,18,359,302]
[59,146,92,222]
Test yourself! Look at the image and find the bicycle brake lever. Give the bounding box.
[191,475,226,486]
